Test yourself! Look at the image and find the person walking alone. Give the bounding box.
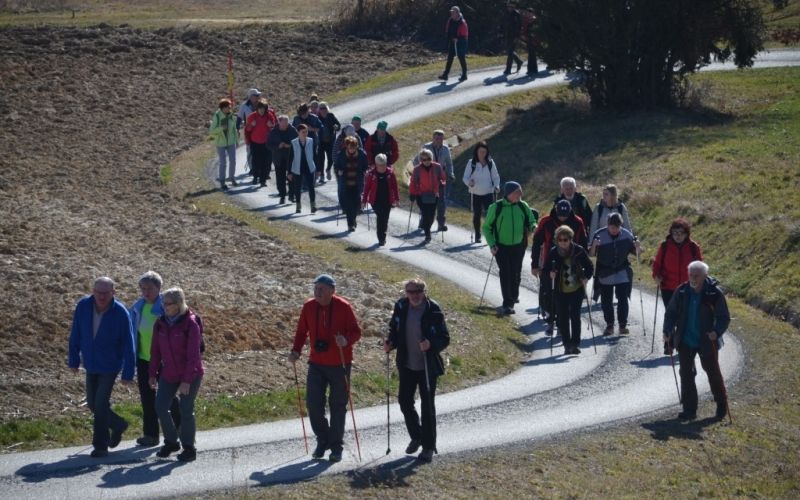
[438,6,469,82]
[483,181,538,315]
[385,278,450,463]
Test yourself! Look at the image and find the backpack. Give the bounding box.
[595,202,624,227]
[468,159,499,189]
[490,201,537,247]
[185,310,205,354]
[658,239,699,279]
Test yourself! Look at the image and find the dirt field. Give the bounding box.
[0,24,438,421]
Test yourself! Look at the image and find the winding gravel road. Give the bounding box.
[3,50,798,498]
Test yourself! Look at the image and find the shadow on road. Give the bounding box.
[642,416,723,442]
[250,458,332,486]
[483,74,508,86]
[630,356,674,369]
[15,447,154,483]
[347,455,420,490]
[185,187,222,198]
[98,459,187,488]
[443,242,483,253]
[425,81,461,94]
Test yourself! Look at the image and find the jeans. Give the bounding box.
[496,242,526,308]
[599,281,631,327]
[137,358,180,440]
[217,144,236,183]
[155,376,202,447]
[556,289,584,348]
[85,372,127,451]
[398,365,438,451]
[306,363,349,453]
[678,343,728,414]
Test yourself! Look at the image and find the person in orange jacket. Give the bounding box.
[288,274,362,463]
[409,148,447,244]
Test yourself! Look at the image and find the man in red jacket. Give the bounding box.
[289,274,362,463]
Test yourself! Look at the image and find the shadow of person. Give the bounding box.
[425,82,459,95]
[630,356,674,369]
[249,459,333,486]
[347,455,420,490]
[642,416,721,442]
[98,459,187,488]
[16,447,154,484]
[483,74,508,86]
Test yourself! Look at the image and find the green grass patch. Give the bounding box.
[159,164,173,185]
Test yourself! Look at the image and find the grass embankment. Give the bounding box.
[0,136,525,453]
[206,66,800,499]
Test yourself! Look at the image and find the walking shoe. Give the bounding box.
[311,204,317,214]
[677,411,697,421]
[328,449,343,463]
[545,324,554,336]
[295,201,301,214]
[279,197,285,205]
[230,179,239,187]
[109,420,128,448]
[504,306,515,315]
[715,403,728,420]
[438,224,448,232]
[177,445,196,462]
[90,448,108,458]
[312,443,328,459]
[326,170,332,181]
[516,60,523,73]
[438,73,448,80]
[405,438,421,454]
[619,325,630,335]
[475,235,481,243]
[663,342,673,356]
[459,74,467,82]
[252,178,258,185]
[156,440,181,458]
[603,325,614,336]
[136,435,159,447]
[220,183,228,191]
[502,69,511,76]
[417,449,434,463]
[573,346,581,354]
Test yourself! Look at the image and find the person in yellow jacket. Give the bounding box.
[208,98,239,190]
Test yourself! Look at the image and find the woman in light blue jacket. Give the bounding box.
[289,124,317,214]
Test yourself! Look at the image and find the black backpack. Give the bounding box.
[490,201,537,247]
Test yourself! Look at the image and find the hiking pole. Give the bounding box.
[711,340,734,425]
[385,338,391,455]
[667,333,681,404]
[583,287,597,354]
[292,362,309,454]
[651,286,660,354]
[337,340,362,462]
[422,333,436,453]
[406,199,415,237]
[550,276,556,356]
[336,203,340,227]
[479,255,495,308]
[367,205,371,232]
[469,191,474,243]
[637,247,647,337]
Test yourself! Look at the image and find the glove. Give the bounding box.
[335,335,348,347]
[288,351,300,363]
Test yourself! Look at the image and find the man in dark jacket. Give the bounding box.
[385,278,450,463]
[267,115,298,204]
[663,261,731,421]
[503,2,523,75]
[551,176,592,229]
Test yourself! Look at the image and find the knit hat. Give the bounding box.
[503,181,522,198]
[556,199,572,217]
[376,120,388,131]
[313,274,336,288]
[352,115,362,122]
[342,124,355,136]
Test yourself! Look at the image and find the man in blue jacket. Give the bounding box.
[68,277,136,457]
[663,261,731,421]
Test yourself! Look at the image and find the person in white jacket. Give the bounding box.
[289,124,317,214]
[462,141,501,243]
[588,184,633,239]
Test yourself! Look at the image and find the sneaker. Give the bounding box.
[619,325,630,335]
[458,75,467,82]
[328,449,342,463]
[603,325,614,336]
[405,439,421,454]
[136,435,159,447]
[109,421,128,449]
[545,324,554,337]
[156,440,181,458]
[312,443,327,459]
[438,73,448,80]
[90,448,108,458]
[678,411,697,421]
[177,445,196,462]
[715,403,728,420]
[418,449,434,463]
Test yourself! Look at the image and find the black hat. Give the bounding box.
[556,199,572,217]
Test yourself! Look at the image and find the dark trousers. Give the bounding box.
[340,187,360,228]
[250,142,271,185]
[556,289,584,348]
[436,183,449,227]
[416,199,437,238]
[443,39,467,78]
[471,193,494,238]
[373,201,391,243]
[661,289,675,351]
[273,148,291,199]
[85,372,126,451]
[137,358,180,440]
[505,41,522,72]
[321,141,334,172]
[526,38,539,75]
[398,365,438,451]
[156,376,202,447]
[678,344,728,414]
[496,242,526,308]
[292,171,316,205]
[599,281,631,327]
[306,363,349,453]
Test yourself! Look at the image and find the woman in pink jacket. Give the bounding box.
[149,287,204,462]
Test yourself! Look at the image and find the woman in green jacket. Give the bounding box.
[208,98,239,190]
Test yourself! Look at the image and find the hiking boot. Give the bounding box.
[378,239,386,246]
[311,203,317,213]
[90,448,108,458]
[603,325,614,336]
[328,449,342,463]
[715,403,728,420]
[405,439,421,454]
[677,411,697,421]
[475,234,481,243]
[295,201,301,214]
[136,435,159,447]
[418,449,434,463]
[504,306,515,315]
[156,440,181,458]
[438,224,448,232]
[312,442,327,459]
[438,73,448,80]
[663,342,673,356]
[326,170,332,181]
[109,420,128,449]
[545,324,554,336]
[220,183,228,191]
[177,445,196,462]
[573,346,581,354]
[502,69,511,76]
[348,226,356,232]
[288,194,295,202]
[279,197,285,205]
[458,74,468,82]
[619,325,630,335]
[423,236,431,244]
[252,178,258,185]
[564,346,571,355]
